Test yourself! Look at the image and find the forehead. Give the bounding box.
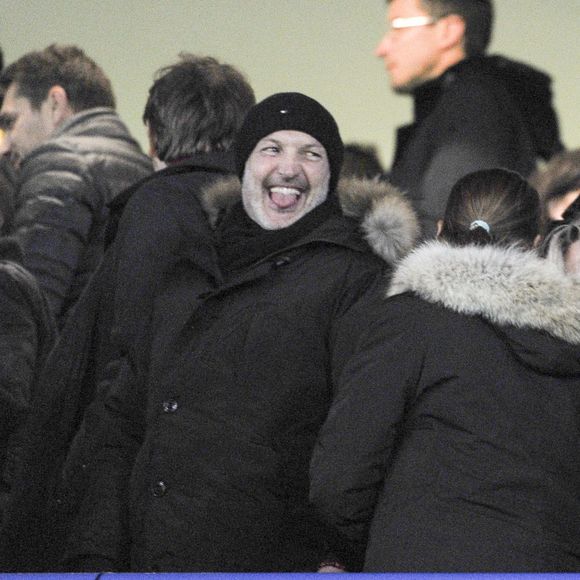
[388,0,428,17]
[255,130,325,150]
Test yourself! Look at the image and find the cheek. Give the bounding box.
[309,166,330,190]
[15,116,36,142]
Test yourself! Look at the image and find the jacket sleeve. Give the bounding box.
[0,259,55,520]
[14,151,100,320]
[0,266,43,440]
[0,257,55,431]
[311,295,422,567]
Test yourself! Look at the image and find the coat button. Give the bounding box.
[274,256,291,267]
[162,399,178,413]
[151,481,167,497]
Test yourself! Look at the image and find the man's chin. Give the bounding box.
[257,207,304,230]
[266,213,301,230]
[392,82,414,95]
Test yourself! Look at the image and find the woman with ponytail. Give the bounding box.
[310,168,580,572]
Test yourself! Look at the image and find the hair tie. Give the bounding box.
[469,219,491,234]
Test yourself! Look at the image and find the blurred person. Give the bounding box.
[61,92,418,572]
[532,148,580,275]
[311,168,580,571]
[0,46,16,236]
[0,54,256,571]
[341,143,385,180]
[530,148,580,223]
[0,44,152,325]
[540,196,580,275]
[375,0,563,237]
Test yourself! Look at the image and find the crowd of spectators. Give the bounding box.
[0,0,578,571]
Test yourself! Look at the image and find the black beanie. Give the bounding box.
[235,92,344,193]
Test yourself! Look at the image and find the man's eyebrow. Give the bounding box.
[0,113,16,130]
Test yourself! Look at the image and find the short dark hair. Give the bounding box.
[0,44,115,112]
[143,54,255,161]
[399,0,494,57]
[439,168,542,248]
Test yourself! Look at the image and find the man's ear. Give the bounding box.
[437,13,466,53]
[44,85,74,128]
[146,123,158,158]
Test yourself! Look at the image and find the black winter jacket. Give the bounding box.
[0,238,55,512]
[390,56,561,237]
[13,108,152,323]
[310,241,580,572]
[0,153,236,571]
[64,176,419,572]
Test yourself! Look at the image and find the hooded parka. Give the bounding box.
[63,176,418,572]
[310,241,580,571]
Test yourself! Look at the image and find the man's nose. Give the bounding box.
[375,34,391,58]
[277,154,300,178]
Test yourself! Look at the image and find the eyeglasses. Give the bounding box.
[389,15,436,31]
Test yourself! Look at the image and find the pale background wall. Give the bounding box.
[1,0,578,167]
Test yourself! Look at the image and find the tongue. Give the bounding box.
[270,191,299,209]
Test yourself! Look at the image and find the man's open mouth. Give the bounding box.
[269,186,302,210]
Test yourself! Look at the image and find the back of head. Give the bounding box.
[419,0,493,57]
[143,54,255,162]
[0,44,115,112]
[439,168,542,248]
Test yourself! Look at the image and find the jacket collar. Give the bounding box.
[199,175,420,267]
[50,107,122,139]
[388,241,580,345]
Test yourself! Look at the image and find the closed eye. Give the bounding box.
[261,145,280,155]
[304,149,324,160]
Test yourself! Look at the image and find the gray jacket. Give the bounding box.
[13,107,152,323]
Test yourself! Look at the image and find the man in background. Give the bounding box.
[0,53,256,572]
[0,44,151,324]
[376,0,563,237]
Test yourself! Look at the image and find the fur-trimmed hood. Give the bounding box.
[199,175,420,266]
[388,241,580,374]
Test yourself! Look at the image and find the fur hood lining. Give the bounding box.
[388,241,580,345]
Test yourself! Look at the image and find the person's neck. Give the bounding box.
[412,55,468,120]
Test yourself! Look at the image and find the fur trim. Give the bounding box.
[388,241,580,344]
[200,175,420,265]
[200,175,241,228]
[337,176,420,265]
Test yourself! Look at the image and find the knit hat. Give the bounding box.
[235,92,344,193]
